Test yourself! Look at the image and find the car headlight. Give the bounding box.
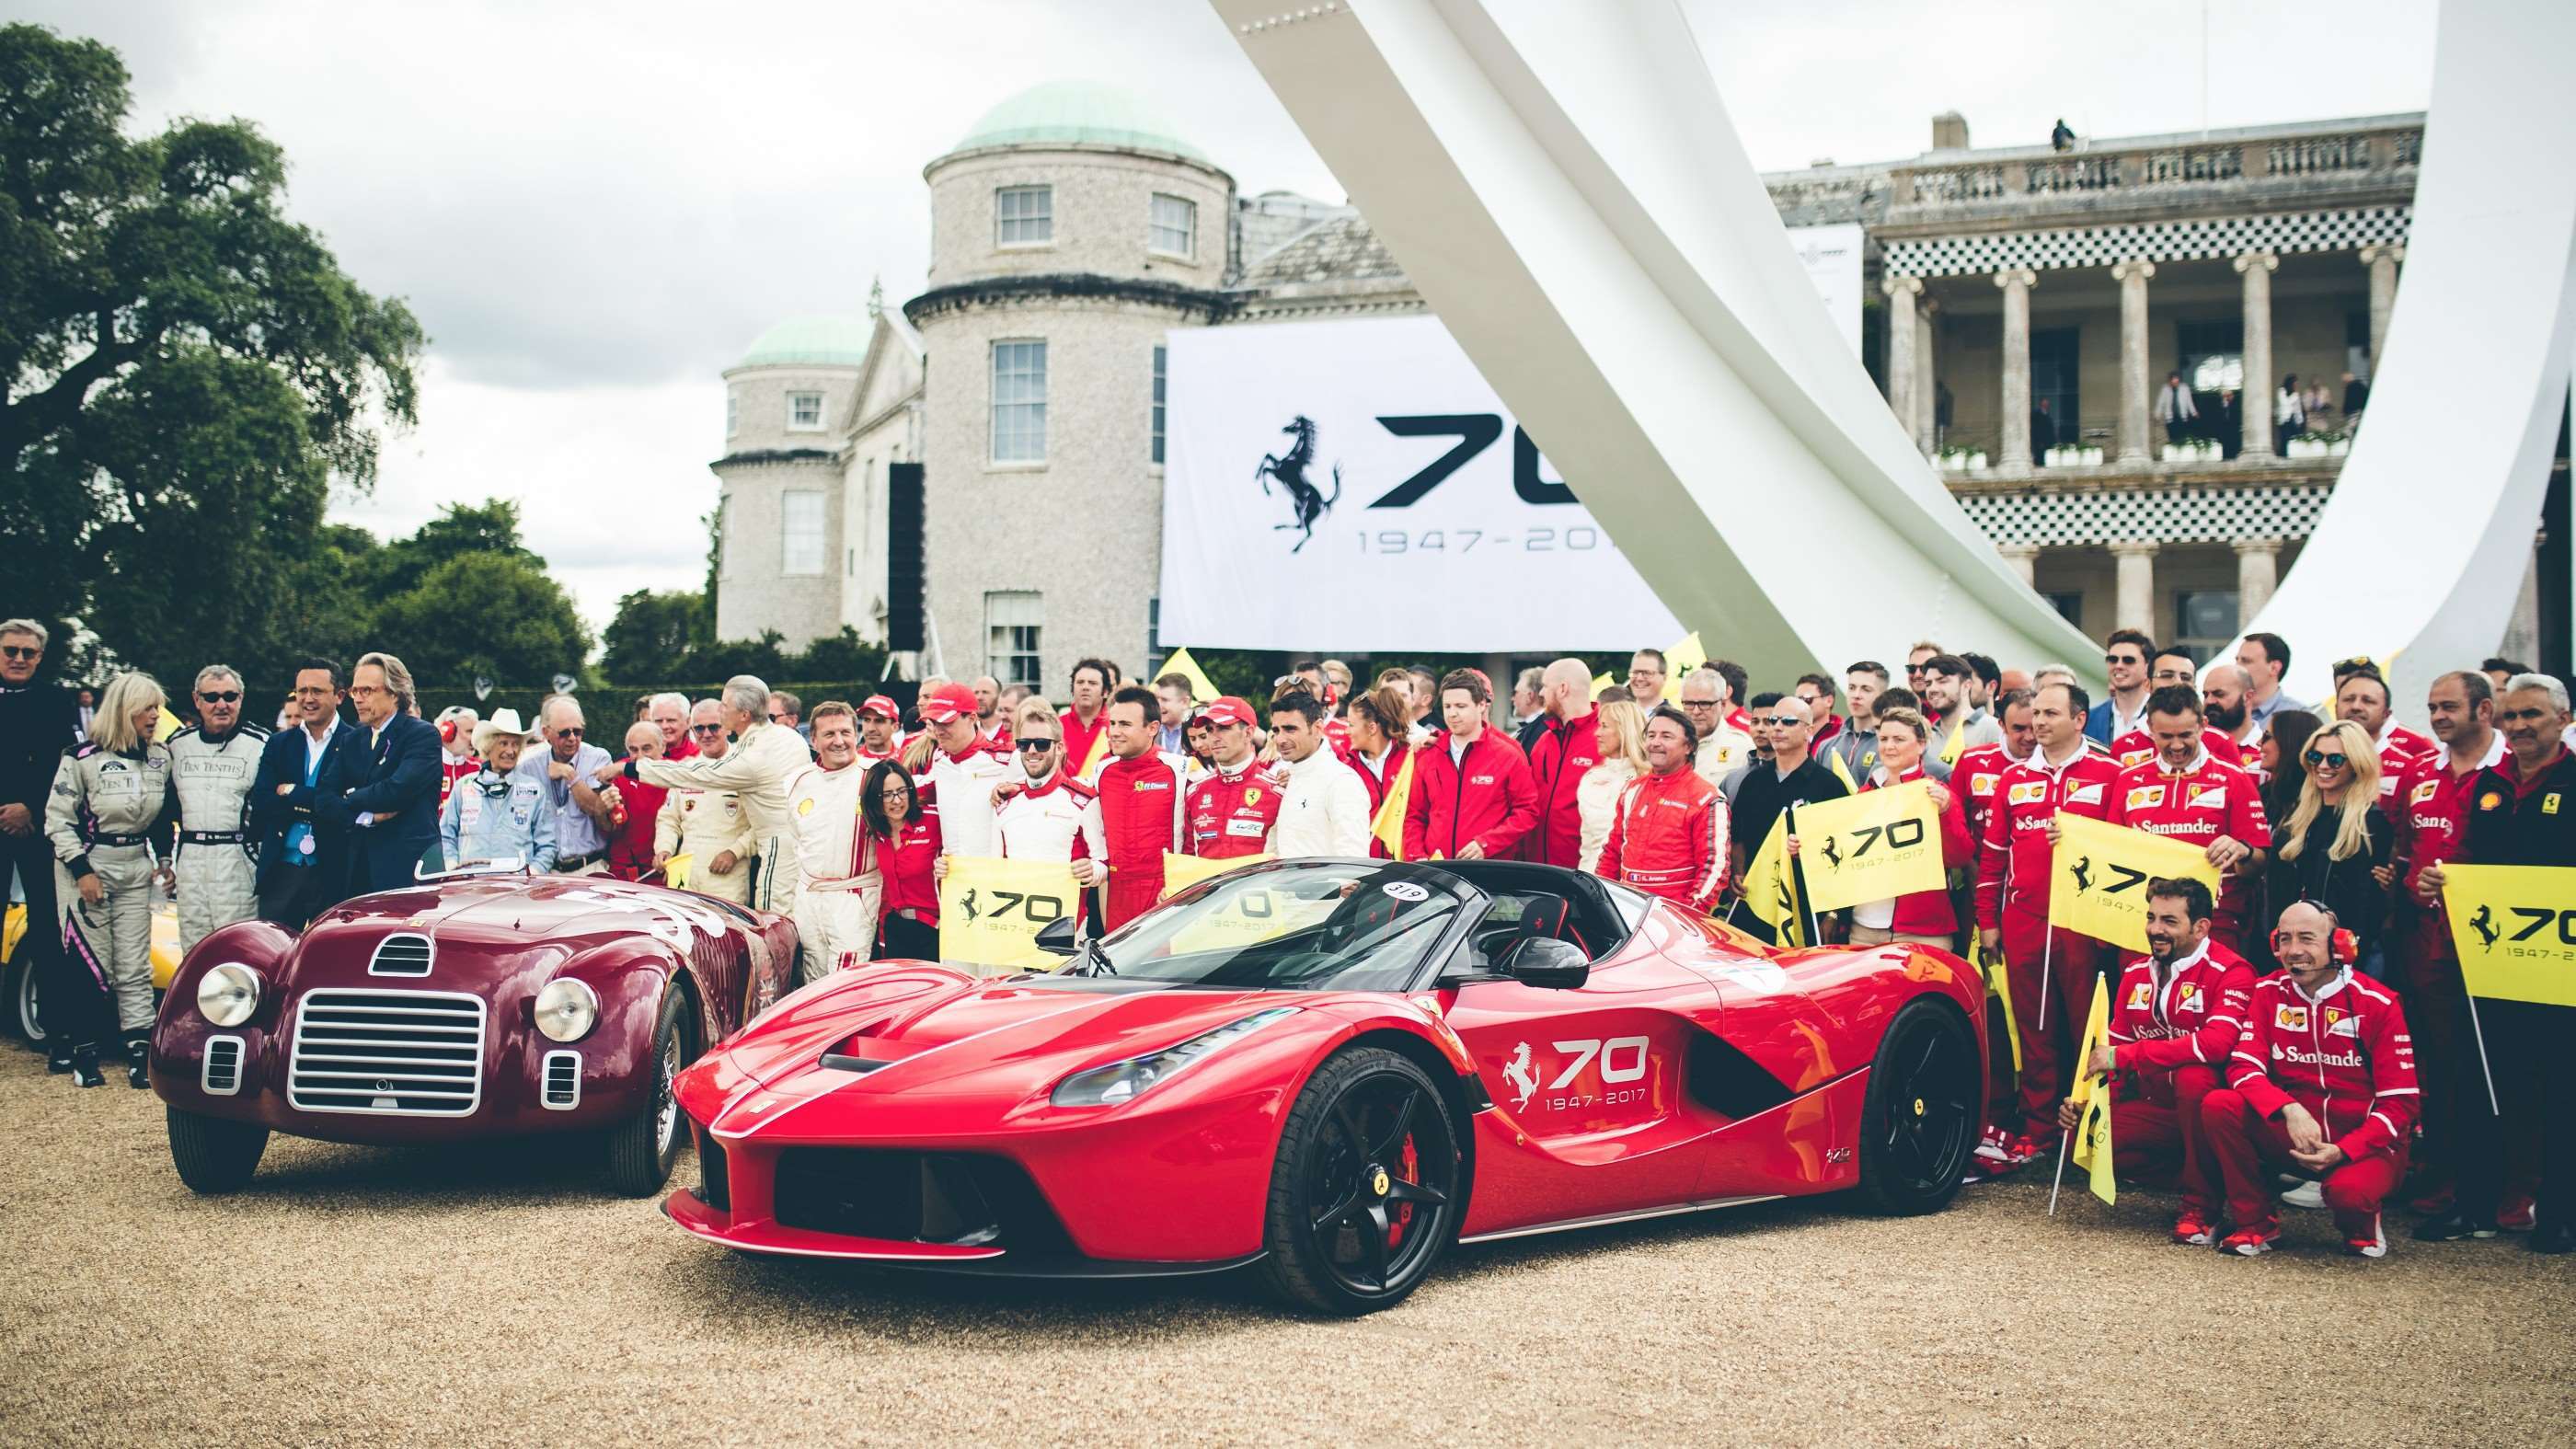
[534,979,600,1042]
[196,963,263,1028]
[1050,1007,1298,1108]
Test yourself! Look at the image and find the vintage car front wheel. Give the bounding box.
[167,1106,270,1194]
[6,948,42,1044]
[603,984,694,1197]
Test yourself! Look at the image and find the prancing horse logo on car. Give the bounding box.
[1501,1041,1538,1110]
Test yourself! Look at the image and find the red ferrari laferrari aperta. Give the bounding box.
[665,858,1986,1315]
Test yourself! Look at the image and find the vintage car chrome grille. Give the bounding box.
[540,1050,581,1110]
[286,988,485,1117]
[367,932,434,976]
[202,1034,245,1096]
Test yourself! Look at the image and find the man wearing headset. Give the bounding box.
[2200,900,2420,1258]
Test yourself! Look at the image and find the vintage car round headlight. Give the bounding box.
[196,963,263,1028]
[534,979,600,1042]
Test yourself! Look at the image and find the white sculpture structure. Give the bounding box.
[1213,0,2576,709]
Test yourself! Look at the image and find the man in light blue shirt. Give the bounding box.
[513,695,616,873]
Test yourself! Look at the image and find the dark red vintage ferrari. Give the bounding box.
[153,869,798,1196]
[664,858,1987,1314]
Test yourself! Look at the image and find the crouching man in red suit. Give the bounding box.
[2202,901,2419,1259]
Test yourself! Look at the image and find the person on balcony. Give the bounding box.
[2031,397,2057,466]
[2156,372,2198,446]
[2276,374,2306,454]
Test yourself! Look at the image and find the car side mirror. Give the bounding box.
[1500,936,1589,989]
[1035,916,1079,957]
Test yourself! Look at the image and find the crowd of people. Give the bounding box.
[2,615,2568,1258]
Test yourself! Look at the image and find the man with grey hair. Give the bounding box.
[1679,668,1754,788]
[1511,665,1547,753]
[328,650,443,891]
[632,674,811,917]
[647,691,696,760]
[165,664,268,952]
[653,698,753,905]
[511,694,617,874]
[0,617,82,1068]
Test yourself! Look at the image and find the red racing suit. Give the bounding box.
[1587,766,1729,913]
[2101,939,2256,1213]
[1953,742,2021,844]
[1402,729,1537,862]
[2370,722,2436,819]
[2206,967,2419,1238]
[1077,752,1190,930]
[2108,727,2259,775]
[1521,708,1603,868]
[2385,732,2507,1168]
[1347,743,1411,859]
[1976,745,2123,1133]
[2109,750,2271,948]
[1186,760,1283,858]
[1059,707,1110,778]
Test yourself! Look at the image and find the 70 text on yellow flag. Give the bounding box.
[2046,813,2220,953]
[938,856,1081,972]
[2443,864,2576,1006]
[1786,780,1944,914]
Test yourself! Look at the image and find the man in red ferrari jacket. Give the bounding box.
[1402,668,1537,862]
[1590,706,1729,912]
[1183,696,1282,858]
[1074,686,1189,931]
[1975,681,2123,1160]
[1954,687,2034,844]
[2202,901,2420,1258]
[2110,687,2270,949]
[1521,658,1603,868]
[2057,876,2254,1245]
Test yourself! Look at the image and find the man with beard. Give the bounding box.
[164,665,268,954]
[2202,664,2260,763]
[2057,876,2254,1245]
[1915,653,1994,767]
[2110,687,2270,949]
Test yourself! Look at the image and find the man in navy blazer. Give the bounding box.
[252,657,362,927]
[320,651,444,894]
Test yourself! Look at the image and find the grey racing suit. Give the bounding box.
[45,741,174,1041]
[165,723,267,956]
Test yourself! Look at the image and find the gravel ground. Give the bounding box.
[3,1044,2569,1448]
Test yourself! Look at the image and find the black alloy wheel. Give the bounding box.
[1855,997,1981,1214]
[1261,1047,1462,1316]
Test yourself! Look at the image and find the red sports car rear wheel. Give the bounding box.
[1260,1047,1461,1316]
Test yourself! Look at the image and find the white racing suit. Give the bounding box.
[654,781,755,906]
[165,723,267,956]
[787,761,880,983]
[45,741,174,1048]
[636,720,810,917]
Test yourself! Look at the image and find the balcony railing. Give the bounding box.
[1888,117,2421,220]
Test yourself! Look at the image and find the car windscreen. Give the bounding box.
[1081,860,1474,992]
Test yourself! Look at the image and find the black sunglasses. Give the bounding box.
[2302,749,2349,769]
[1016,738,1058,752]
[689,723,725,735]
[0,645,40,660]
[197,691,241,703]
[554,727,583,738]
[1759,715,1801,727]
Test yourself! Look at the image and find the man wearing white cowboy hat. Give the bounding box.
[438,707,557,871]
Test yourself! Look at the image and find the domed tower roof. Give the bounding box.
[736,314,872,370]
[952,80,1206,161]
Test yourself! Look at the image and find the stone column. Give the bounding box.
[1995,269,2037,471]
[1997,543,2040,586]
[2111,259,2156,465]
[2110,540,2159,635]
[2235,251,2279,459]
[2234,537,2283,623]
[1882,275,1920,441]
[2359,244,2404,375]
[1915,297,1939,452]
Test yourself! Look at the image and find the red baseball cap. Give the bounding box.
[858,695,901,720]
[1202,696,1257,730]
[917,683,979,724]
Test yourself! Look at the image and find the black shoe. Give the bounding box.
[46,1041,75,1074]
[70,1046,105,1089]
[2413,1209,2499,1243]
[125,1039,150,1089]
[2531,1223,2576,1255]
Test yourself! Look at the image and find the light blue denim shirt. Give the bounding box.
[439,767,558,870]
[512,742,613,859]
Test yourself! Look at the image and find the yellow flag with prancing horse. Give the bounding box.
[1737,815,1803,945]
[1371,748,1417,859]
[2067,971,2115,1204]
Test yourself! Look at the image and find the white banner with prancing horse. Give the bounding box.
[1156,315,1681,652]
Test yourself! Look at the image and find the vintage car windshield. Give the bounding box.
[1080,861,1473,993]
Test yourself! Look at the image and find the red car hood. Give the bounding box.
[682,966,1317,1137]
[317,875,717,951]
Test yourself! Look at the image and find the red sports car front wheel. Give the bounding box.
[1260,1047,1462,1316]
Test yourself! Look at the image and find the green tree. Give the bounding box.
[356,499,538,599]
[794,627,888,685]
[370,552,590,691]
[600,588,709,684]
[0,24,423,685]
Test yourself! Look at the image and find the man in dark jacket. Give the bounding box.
[251,658,361,927]
[1729,694,1849,944]
[323,651,443,894]
[0,618,85,1066]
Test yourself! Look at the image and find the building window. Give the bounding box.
[991,339,1048,464]
[788,391,824,431]
[781,490,825,576]
[985,591,1043,687]
[726,391,738,439]
[2043,592,2084,628]
[1151,345,1167,465]
[995,185,1052,247]
[2174,591,2241,658]
[1148,193,1195,258]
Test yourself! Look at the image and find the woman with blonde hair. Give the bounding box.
[42,671,174,1087]
[1577,699,1649,873]
[2265,717,2393,971]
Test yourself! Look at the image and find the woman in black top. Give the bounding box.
[2265,719,2395,974]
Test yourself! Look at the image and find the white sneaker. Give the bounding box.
[2280,1179,2326,1211]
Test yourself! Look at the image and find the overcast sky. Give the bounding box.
[12,0,2437,634]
